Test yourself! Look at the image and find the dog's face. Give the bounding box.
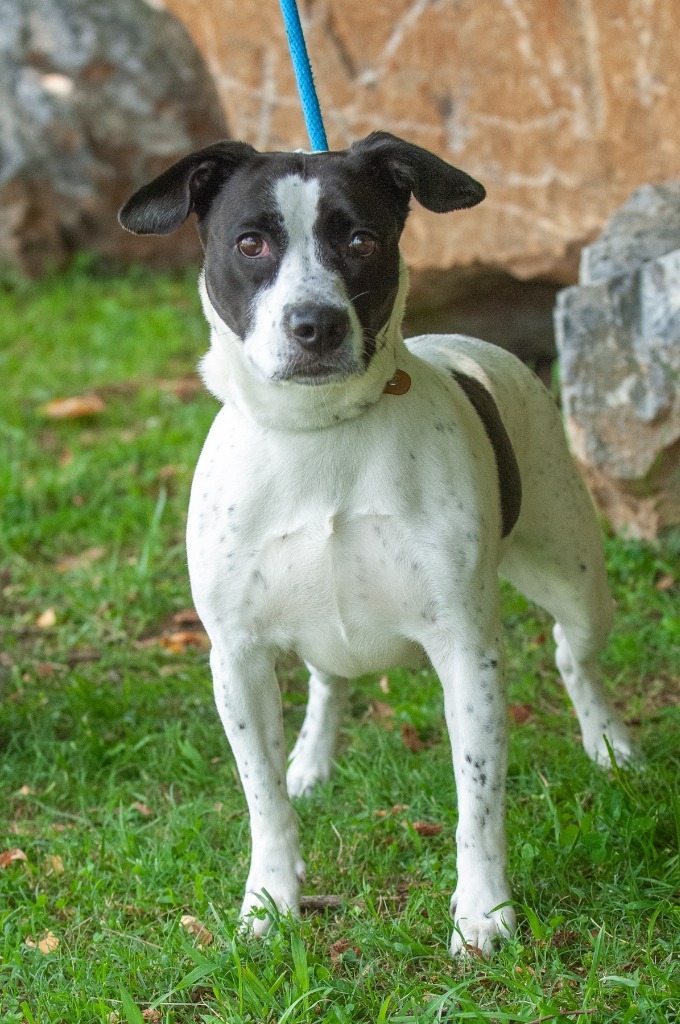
[119,133,484,386]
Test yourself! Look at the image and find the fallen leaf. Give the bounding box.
[368,700,395,726]
[56,547,106,573]
[36,608,56,629]
[58,448,74,467]
[36,662,56,677]
[157,464,181,480]
[375,804,410,818]
[412,822,443,837]
[379,675,390,694]
[180,914,213,946]
[655,573,675,591]
[160,630,209,654]
[142,1010,161,1022]
[0,848,28,868]
[39,394,105,419]
[172,607,202,626]
[508,704,533,725]
[44,854,64,875]
[18,784,34,796]
[329,937,360,962]
[132,802,153,817]
[25,930,59,954]
[401,722,426,752]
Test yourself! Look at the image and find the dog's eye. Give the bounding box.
[237,234,270,258]
[348,233,377,257]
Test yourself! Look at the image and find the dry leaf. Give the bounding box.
[655,574,675,591]
[36,608,56,629]
[18,784,34,796]
[172,608,202,626]
[401,722,426,752]
[508,704,533,725]
[375,804,410,818]
[160,630,209,654]
[45,854,64,875]
[142,1010,161,1022]
[180,914,213,946]
[368,700,395,725]
[56,547,106,573]
[40,394,105,419]
[25,931,59,954]
[412,822,443,836]
[329,937,360,962]
[379,675,390,694]
[0,848,28,869]
[132,802,153,817]
[36,662,56,678]
[58,448,74,467]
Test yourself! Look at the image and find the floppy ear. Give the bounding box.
[350,131,485,213]
[118,140,256,235]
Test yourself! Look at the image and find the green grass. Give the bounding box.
[1,261,678,1023]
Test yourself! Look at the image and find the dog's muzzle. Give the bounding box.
[283,303,350,356]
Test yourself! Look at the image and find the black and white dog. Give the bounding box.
[119,133,636,955]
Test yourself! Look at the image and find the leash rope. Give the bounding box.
[278,0,328,151]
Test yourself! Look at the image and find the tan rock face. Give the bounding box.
[165,0,680,283]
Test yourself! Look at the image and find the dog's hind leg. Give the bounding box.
[286,666,350,798]
[499,474,638,766]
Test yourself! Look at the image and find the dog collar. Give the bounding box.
[382,368,411,396]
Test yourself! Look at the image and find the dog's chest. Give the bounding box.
[186,403,473,675]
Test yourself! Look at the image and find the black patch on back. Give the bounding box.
[450,371,522,538]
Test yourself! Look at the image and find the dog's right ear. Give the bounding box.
[118,141,256,235]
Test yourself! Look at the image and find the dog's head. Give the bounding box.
[119,133,483,416]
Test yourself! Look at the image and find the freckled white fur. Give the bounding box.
[186,172,637,957]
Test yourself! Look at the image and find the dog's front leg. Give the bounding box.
[210,645,305,934]
[429,624,516,956]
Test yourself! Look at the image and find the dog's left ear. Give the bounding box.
[350,131,485,213]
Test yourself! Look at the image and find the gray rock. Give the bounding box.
[0,0,228,275]
[555,181,680,537]
[580,180,680,284]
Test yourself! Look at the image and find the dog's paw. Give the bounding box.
[239,859,306,937]
[585,725,642,769]
[449,890,515,957]
[286,753,331,799]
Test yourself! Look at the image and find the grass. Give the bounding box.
[0,259,678,1023]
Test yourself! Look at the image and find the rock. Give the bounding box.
[0,0,227,275]
[555,183,680,538]
[164,0,680,284]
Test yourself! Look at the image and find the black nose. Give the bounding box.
[284,303,350,353]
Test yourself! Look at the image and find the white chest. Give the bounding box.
[185,393,485,677]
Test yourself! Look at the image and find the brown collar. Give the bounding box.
[382,368,411,395]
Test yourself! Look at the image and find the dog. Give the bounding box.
[119,132,637,955]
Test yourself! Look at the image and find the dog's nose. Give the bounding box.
[284,303,350,353]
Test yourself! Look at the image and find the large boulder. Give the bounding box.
[164,0,680,284]
[554,182,680,538]
[0,0,227,275]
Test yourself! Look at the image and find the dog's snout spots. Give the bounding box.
[284,303,350,353]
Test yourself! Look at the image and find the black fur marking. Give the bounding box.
[450,371,522,538]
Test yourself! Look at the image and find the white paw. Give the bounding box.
[585,725,642,768]
[286,753,331,798]
[239,858,306,936]
[449,889,516,957]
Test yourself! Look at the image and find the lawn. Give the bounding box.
[0,261,678,1023]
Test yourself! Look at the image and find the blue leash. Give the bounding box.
[278,0,328,151]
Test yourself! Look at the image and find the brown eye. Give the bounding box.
[349,232,377,257]
[237,234,270,258]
